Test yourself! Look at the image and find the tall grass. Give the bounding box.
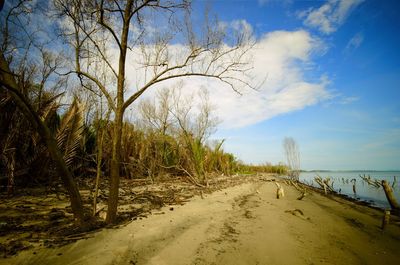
[236,163,288,175]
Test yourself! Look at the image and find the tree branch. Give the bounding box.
[66,70,116,112]
[98,0,122,51]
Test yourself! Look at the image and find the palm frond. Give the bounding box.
[56,97,84,169]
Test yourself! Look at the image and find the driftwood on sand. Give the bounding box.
[288,180,307,200]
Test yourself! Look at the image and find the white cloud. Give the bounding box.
[298,0,364,34]
[125,29,331,129]
[205,30,331,128]
[344,32,364,53]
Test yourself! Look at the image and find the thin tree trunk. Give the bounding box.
[0,54,85,223]
[93,108,110,216]
[105,1,132,224]
[93,122,104,216]
[106,109,123,224]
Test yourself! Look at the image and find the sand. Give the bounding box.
[2,177,400,265]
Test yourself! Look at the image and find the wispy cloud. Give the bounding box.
[126,27,331,129]
[298,0,365,34]
[340,96,360,104]
[344,32,364,54]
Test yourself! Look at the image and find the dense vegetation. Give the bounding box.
[0,85,287,189]
[0,0,287,224]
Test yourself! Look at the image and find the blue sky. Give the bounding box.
[4,0,397,170]
[197,0,400,170]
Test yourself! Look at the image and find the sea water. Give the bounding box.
[299,171,400,209]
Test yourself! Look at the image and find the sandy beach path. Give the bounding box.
[3,178,400,265]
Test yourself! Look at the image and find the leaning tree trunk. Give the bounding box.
[382,180,400,214]
[0,54,85,223]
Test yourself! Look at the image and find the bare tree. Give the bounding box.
[54,0,255,223]
[170,86,218,185]
[138,88,175,170]
[283,137,300,181]
[136,85,218,186]
[140,89,173,131]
